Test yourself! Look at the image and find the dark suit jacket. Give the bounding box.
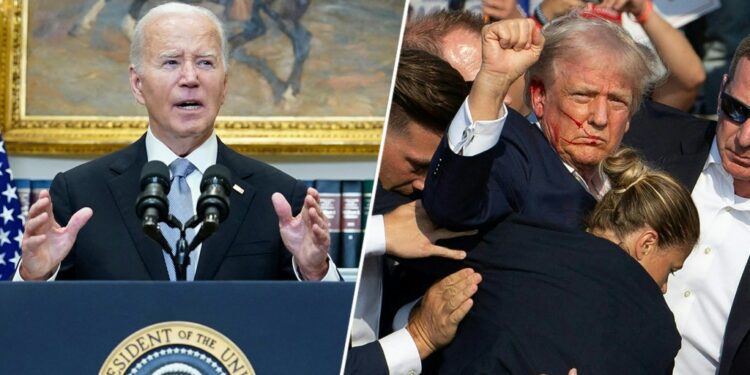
[622,99,715,189]
[372,182,416,216]
[51,134,307,280]
[437,217,680,374]
[422,108,596,232]
[344,342,389,375]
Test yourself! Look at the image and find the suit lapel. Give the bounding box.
[720,258,750,374]
[106,136,170,280]
[194,141,258,280]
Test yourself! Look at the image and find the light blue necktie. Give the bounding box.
[160,158,196,281]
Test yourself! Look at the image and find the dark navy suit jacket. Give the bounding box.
[437,217,680,374]
[51,134,307,280]
[344,342,389,375]
[423,108,596,232]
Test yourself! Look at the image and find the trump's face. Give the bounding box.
[531,56,633,176]
[129,12,228,155]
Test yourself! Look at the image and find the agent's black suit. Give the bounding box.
[51,134,307,280]
[622,100,715,189]
[437,216,680,374]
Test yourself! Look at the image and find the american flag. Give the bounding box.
[0,136,22,280]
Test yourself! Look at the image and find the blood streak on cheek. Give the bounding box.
[562,110,584,128]
[561,109,599,145]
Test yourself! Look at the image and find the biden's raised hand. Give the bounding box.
[20,190,92,280]
[273,187,330,280]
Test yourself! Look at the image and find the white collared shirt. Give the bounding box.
[666,139,750,374]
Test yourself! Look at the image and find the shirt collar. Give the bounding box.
[703,136,737,187]
[704,136,723,172]
[145,128,218,175]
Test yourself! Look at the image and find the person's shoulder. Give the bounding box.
[502,107,546,142]
[57,137,145,181]
[631,100,716,135]
[625,99,716,156]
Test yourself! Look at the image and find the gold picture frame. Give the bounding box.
[0,0,393,156]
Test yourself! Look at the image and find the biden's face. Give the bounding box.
[130,12,227,155]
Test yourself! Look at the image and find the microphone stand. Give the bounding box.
[159,214,217,281]
[157,214,195,281]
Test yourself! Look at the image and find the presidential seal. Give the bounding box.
[99,321,255,375]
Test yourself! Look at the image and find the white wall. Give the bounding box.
[9,155,379,181]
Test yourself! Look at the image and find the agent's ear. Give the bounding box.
[129,65,146,105]
[634,228,658,261]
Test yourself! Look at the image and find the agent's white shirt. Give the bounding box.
[666,139,750,374]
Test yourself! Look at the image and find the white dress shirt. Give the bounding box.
[350,214,422,375]
[448,98,508,157]
[666,139,750,374]
[15,129,339,281]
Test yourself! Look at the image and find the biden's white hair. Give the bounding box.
[129,2,229,75]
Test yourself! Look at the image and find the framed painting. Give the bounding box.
[0,0,404,155]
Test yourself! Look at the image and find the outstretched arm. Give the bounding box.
[423,19,545,229]
[384,200,476,260]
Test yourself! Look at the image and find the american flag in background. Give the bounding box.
[0,135,23,280]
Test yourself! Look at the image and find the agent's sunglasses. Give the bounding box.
[720,91,750,123]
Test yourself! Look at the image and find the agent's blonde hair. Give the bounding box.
[588,148,699,251]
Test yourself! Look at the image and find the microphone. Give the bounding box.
[189,164,232,250]
[136,161,171,226]
[135,161,173,253]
